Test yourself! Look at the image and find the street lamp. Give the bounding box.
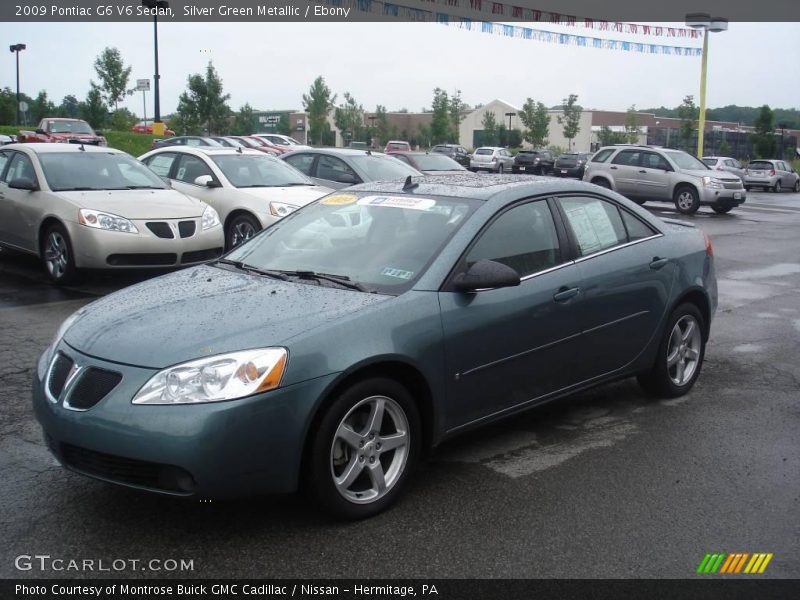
[686,13,728,157]
[142,0,169,135]
[9,43,26,125]
[778,122,788,159]
[505,112,516,130]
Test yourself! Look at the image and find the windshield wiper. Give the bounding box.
[279,270,371,292]
[214,258,289,281]
[55,186,101,191]
[125,185,163,189]
[283,182,313,186]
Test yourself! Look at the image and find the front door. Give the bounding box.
[637,151,673,200]
[609,149,642,198]
[0,151,40,252]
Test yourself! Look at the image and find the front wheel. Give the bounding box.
[225,213,261,250]
[712,205,734,214]
[674,186,700,215]
[306,377,420,519]
[637,303,706,398]
[41,223,78,285]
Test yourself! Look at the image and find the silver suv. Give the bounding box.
[583,145,746,214]
[470,147,515,173]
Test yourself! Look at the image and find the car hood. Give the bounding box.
[679,168,720,179]
[420,169,468,176]
[63,265,388,369]
[238,185,332,208]
[56,189,207,219]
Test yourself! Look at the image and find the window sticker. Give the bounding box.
[381,267,414,280]
[357,195,436,211]
[176,167,186,180]
[565,202,618,255]
[320,193,358,206]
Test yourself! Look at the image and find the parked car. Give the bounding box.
[139,146,332,249]
[583,145,746,214]
[554,152,592,178]
[132,121,175,136]
[431,144,471,168]
[150,136,222,150]
[251,133,311,151]
[33,174,717,519]
[512,149,555,174]
[17,118,106,146]
[384,140,412,153]
[389,151,467,175]
[702,156,746,181]
[471,147,515,173]
[0,134,16,145]
[223,136,279,156]
[281,148,421,189]
[0,143,223,284]
[742,159,800,193]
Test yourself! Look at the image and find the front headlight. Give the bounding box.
[132,348,288,405]
[79,209,139,233]
[269,201,298,218]
[201,205,220,230]
[702,176,724,189]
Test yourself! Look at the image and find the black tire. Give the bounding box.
[637,303,706,398]
[712,205,734,214]
[591,178,611,189]
[794,179,800,193]
[41,223,78,285]
[497,164,504,174]
[744,186,751,191]
[674,186,700,215]
[225,213,261,251]
[773,180,782,193]
[306,377,421,520]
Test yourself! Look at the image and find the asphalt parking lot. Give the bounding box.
[1,190,799,579]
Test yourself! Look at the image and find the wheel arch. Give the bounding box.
[669,287,712,340]
[673,181,699,200]
[223,208,261,233]
[590,176,613,189]
[37,216,67,258]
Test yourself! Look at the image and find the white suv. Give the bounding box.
[583,145,746,214]
[470,147,515,173]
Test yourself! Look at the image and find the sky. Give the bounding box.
[1,21,798,118]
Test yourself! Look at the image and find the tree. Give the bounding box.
[597,125,628,146]
[481,111,499,146]
[79,82,108,129]
[624,105,642,143]
[57,95,80,118]
[110,108,137,131]
[373,105,390,145]
[519,98,550,147]
[508,129,523,148]
[231,103,256,135]
[448,89,467,144]
[430,88,451,144]
[557,94,582,151]
[93,47,132,111]
[302,76,336,145]
[0,87,15,124]
[416,123,432,148]
[174,62,231,135]
[334,92,365,146]
[677,95,698,152]
[277,113,291,136]
[752,105,776,158]
[31,91,55,122]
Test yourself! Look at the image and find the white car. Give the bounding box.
[251,133,311,151]
[139,147,332,249]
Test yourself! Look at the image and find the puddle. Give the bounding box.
[733,343,764,353]
[726,263,800,280]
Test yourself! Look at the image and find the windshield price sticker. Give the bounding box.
[357,196,436,211]
[320,194,358,206]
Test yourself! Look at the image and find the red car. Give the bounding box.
[132,121,175,136]
[227,136,280,156]
[18,118,107,146]
[384,140,412,153]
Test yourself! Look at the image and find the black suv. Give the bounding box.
[431,144,470,168]
[512,149,554,174]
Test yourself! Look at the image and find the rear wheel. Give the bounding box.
[637,303,706,398]
[794,179,800,193]
[225,213,261,250]
[497,164,504,174]
[591,178,611,189]
[712,205,734,214]
[41,224,78,285]
[674,186,700,215]
[773,180,782,193]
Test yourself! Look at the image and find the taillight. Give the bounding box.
[702,230,714,258]
[770,169,776,176]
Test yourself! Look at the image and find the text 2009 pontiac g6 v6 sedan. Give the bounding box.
[33,175,717,519]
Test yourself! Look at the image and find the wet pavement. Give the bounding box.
[1,191,798,579]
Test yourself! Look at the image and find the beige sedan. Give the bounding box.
[0,144,224,284]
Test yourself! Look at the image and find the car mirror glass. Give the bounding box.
[8,177,38,191]
[336,173,358,184]
[453,259,521,293]
[35,128,45,135]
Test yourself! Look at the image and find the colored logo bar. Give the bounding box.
[697,553,773,574]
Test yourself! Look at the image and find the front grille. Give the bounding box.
[181,248,223,264]
[59,443,196,495]
[146,222,174,239]
[106,253,177,266]
[65,367,122,410]
[723,181,743,190]
[178,221,196,238]
[47,353,73,400]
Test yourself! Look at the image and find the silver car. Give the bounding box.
[470,147,515,173]
[583,145,746,214]
[0,144,224,284]
[743,159,800,193]
[702,156,746,181]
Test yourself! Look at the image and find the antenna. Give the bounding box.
[403,176,418,191]
[78,143,85,151]
[236,145,242,153]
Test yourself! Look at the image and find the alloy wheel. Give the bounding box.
[666,315,702,386]
[231,220,257,247]
[44,232,69,280]
[677,191,696,211]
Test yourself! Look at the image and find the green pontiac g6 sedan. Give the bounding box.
[33,174,717,519]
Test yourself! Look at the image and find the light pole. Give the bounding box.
[9,43,26,125]
[686,14,727,158]
[142,0,169,135]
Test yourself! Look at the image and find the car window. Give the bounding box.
[620,210,657,241]
[748,161,773,170]
[38,151,167,191]
[3,153,37,185]
[778,162,788,171]
[642,152,670,170]
[174,154,214,185]
[211,154,311,187]
[317,155,359,182]
[349,156,419,180]
[393,154,412,165]
[475,148,493,155]
[611,150,641,166]
[0,152,10,178]
[144,153,177,177]
[559,197,628,257]
[465,200,561,278]
[591,148,615,163]
[702,158,718,167]
[284,153,315,175]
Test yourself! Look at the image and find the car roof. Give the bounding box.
[3,143,122,154]
[283,148,390,157]
[476,146,504,150]
[143,146,264,158]
[42,118,86,122]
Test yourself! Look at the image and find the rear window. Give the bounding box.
[748,161,773,170]
[591,148,615,163]
[702,158,718,167]
[475,148,494,155]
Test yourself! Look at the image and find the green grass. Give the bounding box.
[0,125,157,157]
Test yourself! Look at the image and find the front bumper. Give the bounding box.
[33,344,338,498]
[698,187,746,206]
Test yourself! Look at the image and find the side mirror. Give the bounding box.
[453,259,521,292]
[94,130,103,136]
[335,173,358,184]
[35,128,46,135]
[194,175,221,188]
[8,178,38,191]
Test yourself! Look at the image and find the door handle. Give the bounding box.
[610,166,618,170]
[649,257,669,270]
[553,287,580,302]
[638,169,647,173]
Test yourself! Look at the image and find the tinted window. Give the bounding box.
[211,154,311,187]
[702,158,718,167]
[591,148,615,163]
[3,153,36,184]
[145,153,177,177]
[174,155,214,184]
[748,161,773,170]
[0,152,10,177]
[317,155,359,182]
[611,150,641,166]
[284,153,315,175]
[349,156,419,180]
[413,154,463,171]
[392,154,412,165]
[38,152,166,191]
[642,152,670,170]
[475,148,493,155]
[560,197,627,257]
[466,201,561,278]
[621,210,656,241]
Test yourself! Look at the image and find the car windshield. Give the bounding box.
[412,154,463,171]
[748,161,773,170]
[225,192,479,294]
[39,152,168,191]
[702,158,719,167]
[348,155,420,180]
[48,121,94,135]
[211,154,312,187]
[664,151,709,170]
